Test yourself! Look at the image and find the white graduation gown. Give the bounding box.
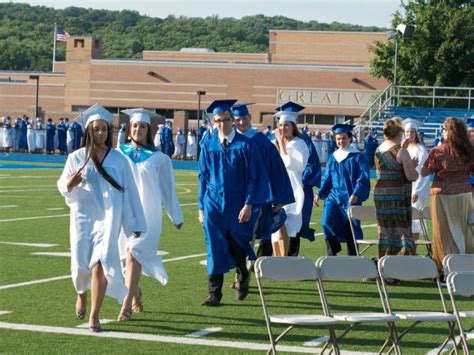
[407,143,430,233]
[26,124,35,151]
[4,126,13,148]
[57,148,146,303]
[35,124,44,149]
[272,136,309,238]
[116,129,126,148]
[186,133,197,158]
[66,129,74,153]
[118,148,183,285]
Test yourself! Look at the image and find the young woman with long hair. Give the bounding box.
[57,104,146,332]
[272,105,309,256]
[117,109,183,321]
[422,117,474,271]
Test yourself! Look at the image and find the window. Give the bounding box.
[74,39,84,48]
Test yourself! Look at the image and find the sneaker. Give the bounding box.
[201,294,221,307]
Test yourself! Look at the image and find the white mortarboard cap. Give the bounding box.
[273,111,299,123]
[121,108,162,125]
[74,103,114,129]
[402,118,423,130]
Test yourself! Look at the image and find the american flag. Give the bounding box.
[56,27,70,42]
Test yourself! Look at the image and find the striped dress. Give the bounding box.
[374,145,415,257]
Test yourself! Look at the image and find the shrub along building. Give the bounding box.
[0,30,387,133]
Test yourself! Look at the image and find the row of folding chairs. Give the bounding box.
[255,254,473,354]
[348,205,432,256]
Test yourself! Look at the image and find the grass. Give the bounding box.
[0,166,472,354]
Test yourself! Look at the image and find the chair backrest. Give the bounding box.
[347,205,376,221]
[378,256,439,280]
[443,254,474,274]
[411,207,422,221]
[446,272,474,297]
[316,256,378,281]
[420,206,431,220]
[255,256,318,281]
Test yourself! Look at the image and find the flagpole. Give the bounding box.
[52,23,57,72]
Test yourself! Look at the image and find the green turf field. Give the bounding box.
[0,168,472,354]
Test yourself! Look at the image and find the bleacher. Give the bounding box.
[368,106,474,146]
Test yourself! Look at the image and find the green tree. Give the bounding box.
[369,0,474,87]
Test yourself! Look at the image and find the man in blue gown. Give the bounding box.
[233,102,294,260]
[57,118,67,155]
[72,121,83,151]
[314,124,370,256]
[18,116,28,152]
[45,118,56,154]
[198,99,272,306]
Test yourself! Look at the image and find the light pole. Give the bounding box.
[386,24,415,86]
[29,75,40,118]
[196,90,206,129]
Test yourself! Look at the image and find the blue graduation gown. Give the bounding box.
[198,132,272,275]
[318,151,370,242]
[242,129,294,241]
[364,135,378,168]
[46,123,56,152]
[72,122,83,151]
[57,123,67,153]
[18,120,27,150]
[299,132,322,241]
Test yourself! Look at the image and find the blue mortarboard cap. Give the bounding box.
[231,102,255,117]
[270,208,287,233]
[206,99,238,116]
[467,118,474,129]
[331,124,355,134]
[266,124,272,129]
[275,101,305,113]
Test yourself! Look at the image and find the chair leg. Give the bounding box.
[436,322,457,355]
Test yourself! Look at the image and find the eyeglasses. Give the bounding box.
[214,118,232,124]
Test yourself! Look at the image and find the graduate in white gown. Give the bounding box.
[57,103,146,332]
[186,129,197,159]
[116,123,126,148]
[35,118,44,153]
[26,120,35,153]
[402,118,430,238]
[117,108,184,321]
[271,104,309,256]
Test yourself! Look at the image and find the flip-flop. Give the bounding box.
[131,287,143,313]
[88,324,102,333]
[75,308,86,320]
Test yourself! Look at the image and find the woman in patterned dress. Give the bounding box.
[374,117,419,261]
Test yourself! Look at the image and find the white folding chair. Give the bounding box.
[446,272,474,354]
[315,256,401,354]
[378,256,457,354]
[412,207,432,256]
[254,256,339,355]
[443,254,474,275]
[347,206,379,256]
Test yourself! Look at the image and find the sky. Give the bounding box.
[8,0,401,27]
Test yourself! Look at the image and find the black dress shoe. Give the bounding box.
[236,275,250,301]
[201,294,221,307]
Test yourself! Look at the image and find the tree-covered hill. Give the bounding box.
[0,3,386,72]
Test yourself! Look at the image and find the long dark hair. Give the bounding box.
[81,121,123,191]
[124,121,156,150]
[274,121,301,153]
[444,117,473,164]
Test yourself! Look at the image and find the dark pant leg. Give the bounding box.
[325,237,342,256]
[256,239,273,258]
[288,236,301,257]
[226,232,249,283]
[345,221,357,256]
[208,274,224,300]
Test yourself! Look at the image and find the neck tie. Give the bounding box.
[222,138,228,150]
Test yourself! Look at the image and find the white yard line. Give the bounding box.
[0,241,59,248]
[0,188,57,193]
[76,319,115,329]
[186,327,223,338]
[46,207,64,211]
[0,214,69,223]
[0,311,12,316]
[0,275,71,291]
[31,252,71,257]
[1,253,206,290]
[179,202,198,207]
[303,336,330,347]
[0,321,374,354]
[0,205,17,208]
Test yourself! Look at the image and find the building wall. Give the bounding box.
[0,31,388,127]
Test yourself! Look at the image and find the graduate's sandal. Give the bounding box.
[131,287,143,313]
[117,308,132,321]
[75,308,86,320]
[88,324,102,333]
